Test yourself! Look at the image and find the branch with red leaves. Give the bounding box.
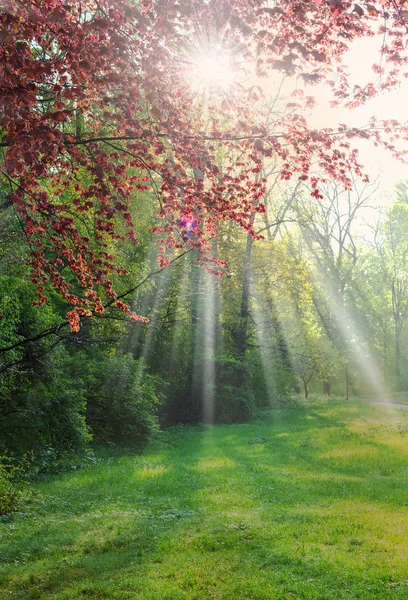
[0,246,191,358]
[1,0,408,332]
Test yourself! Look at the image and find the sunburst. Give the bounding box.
[172,21,248,112]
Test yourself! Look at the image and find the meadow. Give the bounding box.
[2,398,408,599]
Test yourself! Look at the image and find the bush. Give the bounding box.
[87,354,164,447]
[0,456,33,516]
[1,346,92,473]
[0,276,92,473]
[246,348,297,408]
[201,357,255,423]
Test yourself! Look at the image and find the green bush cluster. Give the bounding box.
[1,345,92,473]
[0,274,164,480]
[212,357,255,423]
[87,354,164,447]
[0,456,32,516]
[246,349,297,407]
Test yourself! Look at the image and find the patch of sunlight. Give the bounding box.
[277,432,290,437]
[226,508,262,520]
[349,416,408,438]
[134,464,168,479]
[72,508,145,523]
[199,491,252,507]
[135,454,166,465]
[320,446,378,460]
[380,437,408,452]
[291,503,408,562]
[260,464,296,474]
[244,444,267,455]
[298,500,408,526]
[76,526,119,553]
[295,471,363,484]
[196,457,237,470]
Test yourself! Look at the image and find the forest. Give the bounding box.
[2,1,408,598]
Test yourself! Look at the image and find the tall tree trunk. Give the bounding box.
[383,335,388,384]
[191,253,204,417]
[396,323,401,381]
[211,227,222,356]
[304,381,308,399]
[235,233,253,360]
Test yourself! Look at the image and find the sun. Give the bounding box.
[174,26,247,103]
[190,48,235,92]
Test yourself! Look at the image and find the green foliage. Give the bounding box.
[1,346,92,472]
[212,357,255,423]
[87,354,163,447]
[0,273,91,473]
[159,365,195,424]
[246,348,297,407]
[0,456,33,515]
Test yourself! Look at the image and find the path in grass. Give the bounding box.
[369,401,408,411]
[2,399,408,599]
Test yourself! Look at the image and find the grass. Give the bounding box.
[2,398,408,599]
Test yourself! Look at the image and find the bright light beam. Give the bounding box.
[190,50,234,92]
[201,269,217,424]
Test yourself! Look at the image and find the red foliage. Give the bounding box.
[1,0,408,331]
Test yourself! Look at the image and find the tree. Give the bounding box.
[376,201,408,384]
[291,179,378,392]
[1,0,408,336]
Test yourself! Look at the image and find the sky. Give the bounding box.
[194,31,408,208]
[307,36,408,203]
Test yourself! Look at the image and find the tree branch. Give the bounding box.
[0,248,192,356]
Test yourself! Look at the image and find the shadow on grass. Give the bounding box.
[222,405,408,508]
[0,432,209,598]
[2,402,408,598]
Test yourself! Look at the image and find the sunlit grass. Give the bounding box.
[2,399,408,598]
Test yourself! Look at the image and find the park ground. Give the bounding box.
[2,398,408,599]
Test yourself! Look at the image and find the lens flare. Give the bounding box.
[190,50,234,92]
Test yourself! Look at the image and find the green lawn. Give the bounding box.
[2,399,408,599]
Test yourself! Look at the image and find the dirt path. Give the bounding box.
[364,399,408,411]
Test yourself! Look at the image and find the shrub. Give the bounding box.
[200,357,255,423]
[87,354,164,447]
[0,276,92,473]
[0,456,33,516]
[1,346,92,473]
[246,348,297,408]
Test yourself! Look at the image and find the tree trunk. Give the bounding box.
[383,336,388,384]
[396,323,401,381]
[234,232,253,359]
[323,380,331,395]
[211,228,222,356]
[304,381,308,399]
[192,232,222,422]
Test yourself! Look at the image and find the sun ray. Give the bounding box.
[171,19,248,118]
[191,266,219,425]
[167,259,191,375]
[309,262,389,400]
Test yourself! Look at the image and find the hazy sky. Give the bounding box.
[307,36,408,203]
